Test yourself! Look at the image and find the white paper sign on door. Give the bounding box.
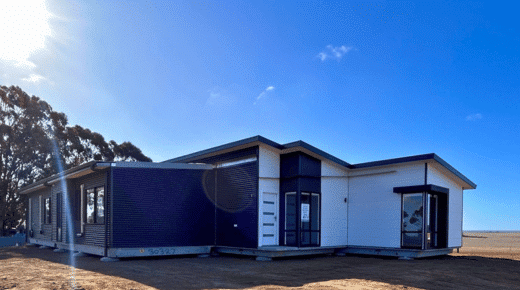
[301,203,310,222]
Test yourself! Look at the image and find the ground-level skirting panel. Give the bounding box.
[336,246,454,258]
[28,238,56,248]
[107,246,212,258]
[214,246,336,258]
[55,242,105,256]
[26,239,456,260]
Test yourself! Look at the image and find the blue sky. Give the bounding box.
[1,0,518,230]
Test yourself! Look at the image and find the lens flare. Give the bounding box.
[50,137,77,289]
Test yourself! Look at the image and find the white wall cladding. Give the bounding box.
[321,160,349,247]
[258,146,280,247]
[427,162,464,247]
[348,162,425,248]
[259,146,280,179]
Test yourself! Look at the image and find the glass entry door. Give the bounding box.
[284,192,320,247]
[401,193,444,249]
[401,193,423,248]
[300,192,320,246]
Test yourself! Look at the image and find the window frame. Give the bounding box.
[43,197,51,224]
[85,185,105,225]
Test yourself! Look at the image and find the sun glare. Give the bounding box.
[0,0,52,69]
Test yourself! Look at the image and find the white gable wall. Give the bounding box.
[321,160,349,247]
[427,162,464,248]
[348,162,425,248]
[258,145,280,247]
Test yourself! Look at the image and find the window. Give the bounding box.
[43,197,51,224]
[86,186,105,224]
[96,187,105,224]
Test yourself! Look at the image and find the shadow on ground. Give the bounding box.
[1,245,520,290]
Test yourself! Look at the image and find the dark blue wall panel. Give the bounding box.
[299,177,321,192]
[300,154,321,177]
[214,161,258,248]
[111,168,215,248]
[281,152,320,178]
[280,153,300,179]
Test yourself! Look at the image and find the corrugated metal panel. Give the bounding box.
[106,169,111,248]
[84,225,105,246]
[189,147,258,165]
[30,188,52,241]
[215,161,258,248]
[186,146,259,248]
[71,171,107,247]
[111,167,215,248]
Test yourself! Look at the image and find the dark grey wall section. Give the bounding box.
[280,152,321,247]
[29,195,40,237]
[29,188,52,241]
[72,171,107,247]
[111,167,215,248]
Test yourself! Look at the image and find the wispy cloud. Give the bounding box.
[317,45,353,62]
[254,86,275,105]
[22,74,45,83]
[466,113,482,121]
[205,86,238,109]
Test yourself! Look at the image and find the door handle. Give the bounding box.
[274,216,277,221]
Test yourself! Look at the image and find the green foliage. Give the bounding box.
[0,85,152,236]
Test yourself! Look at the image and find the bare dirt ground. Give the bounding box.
[1,233,520,290]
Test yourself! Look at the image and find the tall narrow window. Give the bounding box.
[284,192,297,246]
[96,187,105,224]
[86,188,95,224]
[80,184,85,234]
[44,197,51,224]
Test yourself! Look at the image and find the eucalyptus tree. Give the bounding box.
[0,85,151,236]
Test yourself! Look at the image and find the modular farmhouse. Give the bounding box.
[18,136,477,260]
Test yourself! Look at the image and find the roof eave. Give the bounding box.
[17,161,110,195]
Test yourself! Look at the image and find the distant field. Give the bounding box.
[462,232,520,249]
[0,234,519,289]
